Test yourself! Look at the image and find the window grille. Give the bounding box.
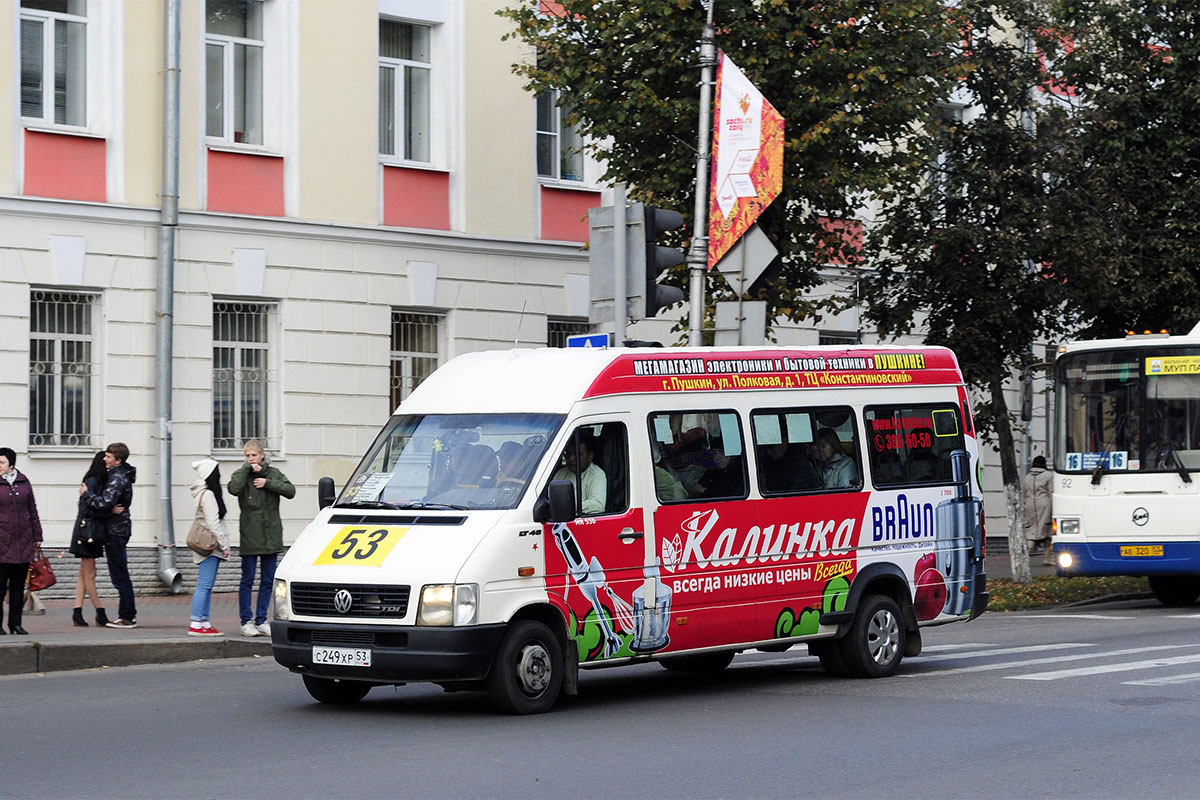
[379,19,431,162]
[213,300,271,449]
[29,289,96,447]
[20,0,88,127]
[819,331,860,346]
[390,311,442,411]
[547,317,590,348]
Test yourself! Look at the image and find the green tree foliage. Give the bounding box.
[1045,0,1200,337]
[860,0,1065,452]
[500,0,963,324]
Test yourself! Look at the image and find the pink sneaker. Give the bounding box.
[188,625,222,637]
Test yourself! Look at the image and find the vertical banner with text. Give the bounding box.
[707,52,784,270]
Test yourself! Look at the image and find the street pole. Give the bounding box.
[686,0,716,346]
[613,184,627,346]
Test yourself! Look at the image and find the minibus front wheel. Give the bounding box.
[838,594,905,678]
[487,620,564,715]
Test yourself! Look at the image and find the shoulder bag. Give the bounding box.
[185,493,219,556]
[27,545,57,592]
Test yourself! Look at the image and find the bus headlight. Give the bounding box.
[417,584,479,626]
[1057,518,1080,537]
[273,579,290,620]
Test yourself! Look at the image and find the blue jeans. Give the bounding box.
[190,555,221,622]
[239,553,278,625]
[104,535,136,622]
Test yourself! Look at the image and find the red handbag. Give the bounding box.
[27,546,57,592]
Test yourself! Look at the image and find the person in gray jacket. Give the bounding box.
[1024,455,1054,565]
[228,440,294,638]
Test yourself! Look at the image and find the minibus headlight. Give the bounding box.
[273,579,290,621]
[1058,518,1080,537]
[417,584,479,626]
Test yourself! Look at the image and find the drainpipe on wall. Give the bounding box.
[155,0,182,593]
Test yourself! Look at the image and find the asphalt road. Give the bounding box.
[4,597,1199,800]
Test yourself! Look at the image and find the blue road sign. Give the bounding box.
[566,333,611,348]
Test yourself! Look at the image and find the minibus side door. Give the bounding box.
[541,418,653,663]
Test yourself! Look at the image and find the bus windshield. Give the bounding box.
[336,413,564,510]
[1057,347,1200,473]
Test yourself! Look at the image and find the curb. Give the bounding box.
[0,637,273,676]
[1063,591,1156,608]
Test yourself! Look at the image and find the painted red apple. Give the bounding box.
[914,551,937,581]
[914,567,947,621]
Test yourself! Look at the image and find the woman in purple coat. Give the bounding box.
[0,447,43,635]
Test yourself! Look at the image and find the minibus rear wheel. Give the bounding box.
[488,620,564,715]
[837,594,905,678]
[302,675,372,705]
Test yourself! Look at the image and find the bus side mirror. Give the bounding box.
[317,477,336,510]
[949,450,970,499]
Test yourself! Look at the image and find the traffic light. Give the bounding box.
[641,206,686,318]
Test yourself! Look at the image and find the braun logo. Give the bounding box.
[1132,507,1150,527]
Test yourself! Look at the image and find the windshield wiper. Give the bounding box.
[1167,449,1193,484]
[333,500,403,510]
[390,501,471,511]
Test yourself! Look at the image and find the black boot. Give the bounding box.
[95,608,109,627]
[9,624,27,634]
[73,607,89,627]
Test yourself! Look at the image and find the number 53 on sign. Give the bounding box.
[313,527,407,567]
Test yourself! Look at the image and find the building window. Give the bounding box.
[390,311,442,410]
[206,0,263,145]
[536,89,583,181]
[819,331,860,346]
[213,301,271,450]
[29,289,96,448]
[547,317,590,348]
[379,19,431,162]
[19,0,87,127]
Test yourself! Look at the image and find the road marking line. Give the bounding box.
[922,643,994,652]
[1019,614,1132,620]
[905,644,1198,677]
[1123,672,1200,687]
[1165,614,1200,619]
[1010,653,1200,681]
[915,643,1094,661]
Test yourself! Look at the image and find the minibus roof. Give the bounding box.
[396,345,964,415]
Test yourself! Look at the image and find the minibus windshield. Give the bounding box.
[336,413,564,510]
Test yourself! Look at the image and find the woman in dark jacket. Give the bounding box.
[0,447,43,635]
[69,452,110,627]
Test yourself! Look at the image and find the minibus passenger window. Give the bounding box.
[864,404,965,487]
[751,406,861,494]
[648,410,747,502]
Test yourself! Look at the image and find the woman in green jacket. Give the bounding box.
[228,440,294,638]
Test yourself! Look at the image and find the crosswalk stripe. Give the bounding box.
[1020,614,1131,620]
[1165,614,1200,619]
[914,643,1093,661]
[922,643,994,652]
[1123,671,1200,687]
[905,643,1198,677]
[1011,653,1200,681]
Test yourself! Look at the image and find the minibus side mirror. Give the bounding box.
[317,476,336,510]
[949,450,970,500]
[547,479,577,523]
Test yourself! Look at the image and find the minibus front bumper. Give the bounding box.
[271,620,507,684]
[1054,541,1200,576]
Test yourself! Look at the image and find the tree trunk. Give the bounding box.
[991,376,1033,583]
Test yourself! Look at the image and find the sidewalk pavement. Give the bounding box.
[0,543,1056,678]
[0,591,272,677]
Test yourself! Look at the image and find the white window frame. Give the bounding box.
[390,310,444,410]
[212,300,276,451]
[29,288,99,449]
[536,88,587,182]
[204,0,265,147]
[379,18,433,164]
[19,0,89,130]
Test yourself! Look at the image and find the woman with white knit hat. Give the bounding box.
[188,459,231,636]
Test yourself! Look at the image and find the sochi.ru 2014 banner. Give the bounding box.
[707,51,784,270]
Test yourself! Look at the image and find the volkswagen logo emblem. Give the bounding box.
[333,589,353,614]
[1132,507,1150,527]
